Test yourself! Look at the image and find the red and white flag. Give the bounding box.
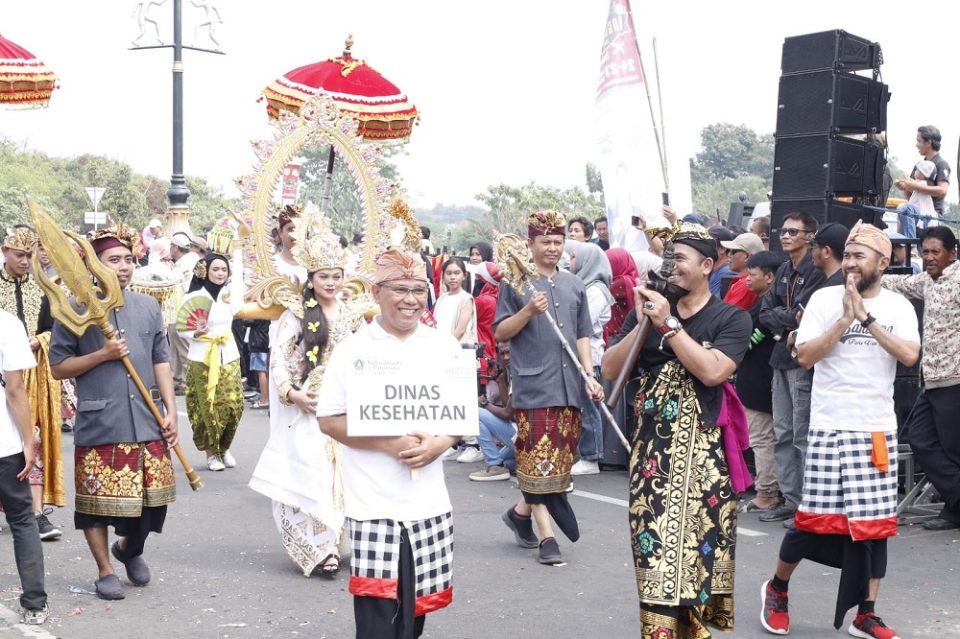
[595,0,666,250]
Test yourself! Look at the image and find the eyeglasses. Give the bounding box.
[379,283,430,298]
[779,228,812,237]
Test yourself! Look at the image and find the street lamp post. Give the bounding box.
[131,0,224,236]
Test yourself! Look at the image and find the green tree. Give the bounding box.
[689,124,774,219]
[474,182,604,239]
[297,145,400,239]
[691,123,774,182]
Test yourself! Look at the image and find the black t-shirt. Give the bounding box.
[611,296,752,425]
[914,153,951,214]
[735,299,774,413]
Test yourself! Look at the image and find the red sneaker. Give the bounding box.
[760,580,790,635]
[848,612,901,639]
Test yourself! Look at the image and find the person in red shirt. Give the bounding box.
[722,232,766,309]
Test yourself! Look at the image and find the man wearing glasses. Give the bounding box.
[759,212,825,524]
[317,249,461,638]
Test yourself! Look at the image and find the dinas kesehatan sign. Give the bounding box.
[346,349,479,437]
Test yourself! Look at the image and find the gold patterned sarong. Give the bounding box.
[75,440,176,517]
[630,360,736,637]
[24,332,65,507]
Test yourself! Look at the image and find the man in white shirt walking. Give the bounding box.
[0,309,48,624]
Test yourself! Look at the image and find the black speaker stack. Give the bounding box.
[771,30,890,242]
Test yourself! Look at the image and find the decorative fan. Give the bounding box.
[176,296,213,332]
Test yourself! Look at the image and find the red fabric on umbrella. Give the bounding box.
[262,37,417,142]
[0,34,57,109]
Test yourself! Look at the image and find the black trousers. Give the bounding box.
[0,453,47,611]
[353,525,425,639]
[909,385,960,522]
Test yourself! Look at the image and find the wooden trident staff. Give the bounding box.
[494,233,630,450]
[27,200,203,491]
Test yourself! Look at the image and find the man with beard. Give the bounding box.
[50,223,179,601]
[495,210,602,565]
[602,223,751,638]
[760,222,919,639]
[882,226,960,531]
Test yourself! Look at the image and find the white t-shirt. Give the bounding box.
[796,286,919,432]
[0,310,37,457]
[316,317,457,521]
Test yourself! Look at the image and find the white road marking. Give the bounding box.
[571,489,767,537]
[0,601,57,638]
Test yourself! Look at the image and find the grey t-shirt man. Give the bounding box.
[49,291,169,447]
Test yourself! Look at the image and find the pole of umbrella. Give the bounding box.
[321,145,336,212]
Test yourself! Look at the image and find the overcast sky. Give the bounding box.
[1,1,956,213]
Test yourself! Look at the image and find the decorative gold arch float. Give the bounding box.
[234,92,406,317]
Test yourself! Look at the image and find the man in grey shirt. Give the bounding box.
[494,210,603,565]
[50,226,179,601]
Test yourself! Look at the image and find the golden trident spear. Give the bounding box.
[494,233,630,450]
[27,200,203,491]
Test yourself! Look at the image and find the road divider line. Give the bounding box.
[572,489,767,537]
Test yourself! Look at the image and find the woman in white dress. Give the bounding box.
[249,213,368,577]
[433,257,476,344]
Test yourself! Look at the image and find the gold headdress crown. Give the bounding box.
[206,218,236,257]
[387,197,422,252]
[290,203,347,273]
[87,219,143,256]
[3,226,37,252]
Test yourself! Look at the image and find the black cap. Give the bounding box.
[811,222,848,258]
[708,224,735,242]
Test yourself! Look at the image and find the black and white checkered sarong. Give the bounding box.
[796,428,898,541]
[348,512,453,606]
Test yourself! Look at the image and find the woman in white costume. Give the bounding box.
[249,210,368,577]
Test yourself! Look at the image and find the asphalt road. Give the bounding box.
[0,400,956,638]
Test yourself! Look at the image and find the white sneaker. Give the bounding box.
[571,459,600,476]
[456,446,484,463]
[440,447,461,461]
[207,455,225,471]
[221,450,237,468]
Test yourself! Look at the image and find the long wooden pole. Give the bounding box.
[605,315,652,411]
[524,282,630,450]
[652,37,669,193]
[117,350,202,491]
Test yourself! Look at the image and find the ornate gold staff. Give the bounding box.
[27,200,203,491]
[494,233,630,450]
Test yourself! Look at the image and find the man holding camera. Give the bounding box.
[602,223,751,637]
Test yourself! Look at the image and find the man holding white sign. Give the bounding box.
[317,249,470,639]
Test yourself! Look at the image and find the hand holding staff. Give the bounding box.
[27,200,202,491]
[495,233,630,450]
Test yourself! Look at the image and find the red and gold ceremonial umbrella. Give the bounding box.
[0,33,57,109]
[262,35,418,144]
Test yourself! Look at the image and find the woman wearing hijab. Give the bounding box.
[567,241,614,475]
[604,248,640,345]
[468,241,494,297]
[179,224,245,471]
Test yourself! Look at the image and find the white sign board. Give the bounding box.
[84,212,107,225]
[346,349,479,437]
[84,187,106,209]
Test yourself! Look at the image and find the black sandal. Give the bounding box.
[320,555,340,577]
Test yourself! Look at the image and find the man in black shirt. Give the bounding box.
[602,223,751,637]
[809,223,847,287]
[759,212,825,523]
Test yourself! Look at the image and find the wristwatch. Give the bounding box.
[861,313,877,329]
[658,316,682,338]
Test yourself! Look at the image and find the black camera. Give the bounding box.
[644,269,688,302]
